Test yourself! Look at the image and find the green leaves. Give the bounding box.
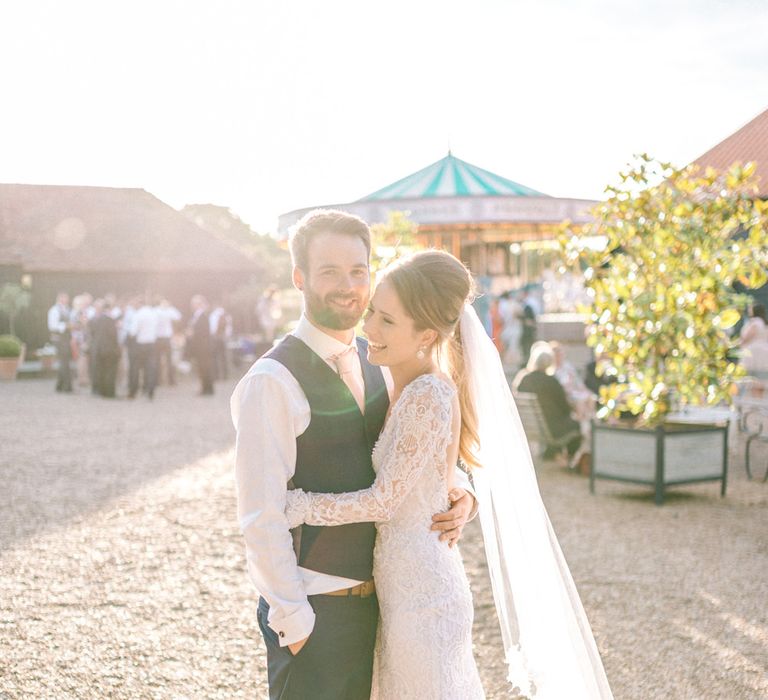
[370,210,421,273]
[560,157,768,424]
[0,283,31,337]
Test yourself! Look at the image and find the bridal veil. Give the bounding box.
[459,304,613,699]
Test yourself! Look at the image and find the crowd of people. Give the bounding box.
[46,292,232,399]
[480,287,540,369]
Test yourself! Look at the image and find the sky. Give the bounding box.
[0,0,766,234]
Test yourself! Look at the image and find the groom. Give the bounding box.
[231,209,476,700]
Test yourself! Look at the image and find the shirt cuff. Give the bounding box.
[267,601,316,647]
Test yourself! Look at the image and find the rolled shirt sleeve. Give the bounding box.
[231,366,316,646]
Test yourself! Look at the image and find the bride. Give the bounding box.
[285,250,613,699]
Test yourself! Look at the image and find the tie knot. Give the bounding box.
[332,346,357,375]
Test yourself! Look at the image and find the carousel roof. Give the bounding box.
[360,152,548,201]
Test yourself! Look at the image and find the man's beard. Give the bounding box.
[305,288,364,330]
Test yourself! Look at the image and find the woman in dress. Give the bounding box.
[739,303,768,374]
[286,250,613,699]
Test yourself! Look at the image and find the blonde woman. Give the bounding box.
[285,251,613,699]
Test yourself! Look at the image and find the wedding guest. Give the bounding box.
[155,297,181,385]
[740,303,768,374]
[105,293,121,321]
[489,295,504,354]
[70,293,93,389]
[188,295,214,395]
[519,288,537,367]
[121,296,140,393]
[209,302,232,380]
[128,295,159,399]
[499,291,523,368]
[513,341,582,462]
[550,341,596,422]
[48,292,73,393]
[88,299,121,398]
[584,352,616,397]
[256,286,282,343]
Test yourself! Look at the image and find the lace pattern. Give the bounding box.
[285,374,455,528]
[286,374,485,699]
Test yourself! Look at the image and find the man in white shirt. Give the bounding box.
[155,297,181,385]
[231,209,476,700]
[128,296,159,399]
[208,303,231,380]
[48,292,72,393]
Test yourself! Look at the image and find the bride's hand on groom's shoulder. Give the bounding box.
[431,488,474,548]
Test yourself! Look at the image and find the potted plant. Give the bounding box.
[561,156,768,504]
[0,334,24,380]
[0,283,31,337]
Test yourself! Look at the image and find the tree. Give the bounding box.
[0,283,31,337]
[560,155,768,424]
[180,204,292,288]
[370,210,421,274]
[181,204,293,332]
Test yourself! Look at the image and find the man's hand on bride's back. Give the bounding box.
[431,488,474,548]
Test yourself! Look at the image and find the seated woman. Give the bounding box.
[513,341,583,465]
[550,341,596,422]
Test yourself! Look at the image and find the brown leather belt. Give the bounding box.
[321,580,376,598]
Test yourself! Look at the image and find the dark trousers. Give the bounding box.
[213,337,228,380]
[258,594,378,700]
[129,342,157,398]
[93,353,119,398]
[194,349,214,395]
[520,333,535,369]
[55,337,72,392]
[155,337,175,385]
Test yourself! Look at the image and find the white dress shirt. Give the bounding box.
[231,314,475,647]
[156,306,181,339]
[209,307,225,335]
[130,305,159,344]
[47,304,69,334]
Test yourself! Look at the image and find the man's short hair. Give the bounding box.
[289,209,371,272]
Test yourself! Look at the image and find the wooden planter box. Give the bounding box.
[589,420,728,505]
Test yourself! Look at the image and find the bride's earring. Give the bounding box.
[416,347,426,360]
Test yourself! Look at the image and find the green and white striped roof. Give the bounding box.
[360,152,547,201]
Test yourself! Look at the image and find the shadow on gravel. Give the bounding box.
[610,489,722,505]
[0,377,240,551]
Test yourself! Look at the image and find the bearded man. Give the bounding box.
[230,209,476,700]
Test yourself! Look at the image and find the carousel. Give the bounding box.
[278,152,596,290]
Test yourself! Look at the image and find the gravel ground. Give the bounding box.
[1,377,767,699]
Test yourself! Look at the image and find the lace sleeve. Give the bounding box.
[285,376,455,528]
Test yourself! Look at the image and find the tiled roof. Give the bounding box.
[693,107,768,196]
[0,184,255,271]
[359,153,547,201]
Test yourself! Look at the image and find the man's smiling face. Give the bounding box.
[294,231,371,332]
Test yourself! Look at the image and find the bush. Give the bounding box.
[0,335,23,358]
[560,156,768,424]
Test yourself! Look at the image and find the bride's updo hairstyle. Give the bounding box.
[382,250,481,469]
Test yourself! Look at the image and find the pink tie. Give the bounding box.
[332,347,366,414]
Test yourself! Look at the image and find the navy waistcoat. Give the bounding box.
[266,334,389,581]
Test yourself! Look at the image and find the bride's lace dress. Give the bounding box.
[286,373,485,699]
